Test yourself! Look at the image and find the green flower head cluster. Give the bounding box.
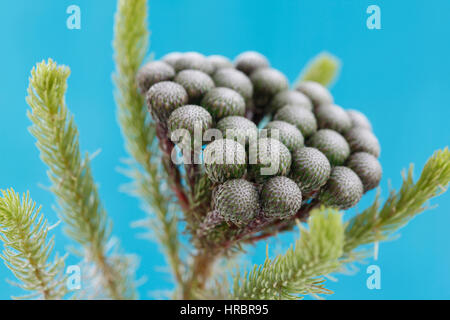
[138,51,382,223]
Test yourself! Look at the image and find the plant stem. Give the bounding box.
[183,250,219,299]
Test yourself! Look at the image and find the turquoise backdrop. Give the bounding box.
[0,0,449,299]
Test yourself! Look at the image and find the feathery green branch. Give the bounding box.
[0,189,67,300]
[344,147,450,258]
[297,52,340,87]
[232,209,344,300]
[113,0,183,286]
[26,59,137,300]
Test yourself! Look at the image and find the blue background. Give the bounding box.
[0,0,449,299]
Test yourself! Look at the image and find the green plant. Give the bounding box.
[0,0,448,300]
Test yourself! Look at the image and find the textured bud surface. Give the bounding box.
[208,55,233,72]
[347,109,372,131]
[250,68,289,108]
[174,52,214,75]
[204,139,247,183]
[168,104,213,136]
[269,90,313,113]
[315,104,352,134]
[308,129,350,166]
[213,68,253,101]
[213,179,260,224]
[234,51,270,75]
[290,147,331,193]
[274,105,317,138]
[249,138,291,181]
[137,61,175,94]
[296,81,334,107]
[261,176,302,219]
[201,87,246,120]
[146,81,188,123]
[174,69,215,103]
[162,52,183,67]
[264,120,304,153]
[216,116,258,145]
[319,166,364,209]
[346,152,382,192]
[345,128,381,158]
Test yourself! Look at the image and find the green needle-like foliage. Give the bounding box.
[0,189,67,300]
[297,52,340,87]
[344,148,450,258]
[113,0,183,285]
[26,59,137,300]
[232,209,344,300]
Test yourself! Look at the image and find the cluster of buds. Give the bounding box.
[137,51,382,245]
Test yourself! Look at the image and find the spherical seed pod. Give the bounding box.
[269,90,313,113]
[296,81,334,108]
[261,176,302,219]
[174,52,214,75]
[307,129,350,166]
[204,139,247,183]
[161,52,183,67]
[174,69,215,104]
[248,138,292,181]
[213,179,260,224]
[263,121,304,153]
[136,61,176,94]
[208,55,233,72]
[216,116,258,145]
[201,87,246,120]
[345,128,381,158]
[234,51,270,75]
[319,166,364,209]
[274,105,317,138]
[146,81,188,124]
[315,104,352,134]
[213,68,253,102]
[346,152,382,192]
[250,68,289,108]
[168,105,213,148]
[290,147,331,193]
[347,109,372,131]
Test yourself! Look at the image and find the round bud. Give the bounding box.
[319,166,364,209]
[347,109,372,131]
[234,51,270,75]
[136,61,175,94]
[161,52,183,67]
[346,152,382,192]
[315,104,352,134]
[249,138,291,182]
[208,55,233,72]
[216,116,258,145]
[296,81,333,108]
[261,176,302,219]
[213,179,260,224]
[307,129,350,166]
[250,68,289,108]
[146,81,188,123]
[168,105,213,147]
[263,121,304,153]
[201,87,246,120]
[345,128,381,158]
[290,147,331,193]
[174,70,215,103]
[213,68,253,102]
[269,90,313,113]
[274,105,317,138]
[204,139,247,183]
[174,52,214,75]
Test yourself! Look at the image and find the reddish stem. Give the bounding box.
[156,123,190,212]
